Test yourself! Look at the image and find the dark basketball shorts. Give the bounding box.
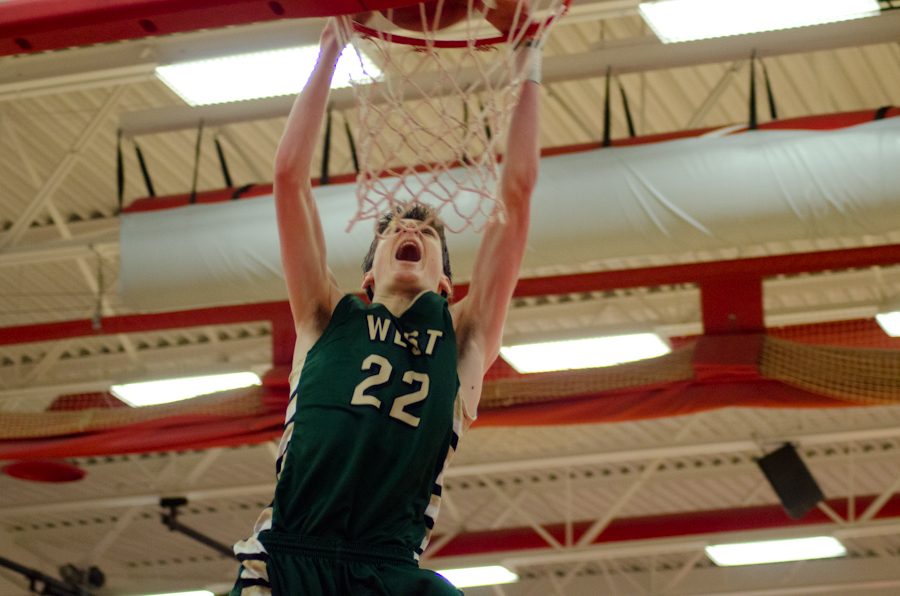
[231,532,462,596]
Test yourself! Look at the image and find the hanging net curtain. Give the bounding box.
[336,0,570,232]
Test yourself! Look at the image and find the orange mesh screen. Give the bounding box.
[47,392,128,411]
[768,319,900,349]
[761,336,900,405]
[0,388,263,440]
[480,344,695,409]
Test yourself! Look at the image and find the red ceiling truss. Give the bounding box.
[426,494,900,561]
[1,242,899,461]
[0,0,413,56]
[3,242,900,348]
[1,243,899,345]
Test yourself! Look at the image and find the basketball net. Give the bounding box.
[337,0,568,233]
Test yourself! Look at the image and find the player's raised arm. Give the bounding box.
[274,20,345,333]
[453,41,542,372]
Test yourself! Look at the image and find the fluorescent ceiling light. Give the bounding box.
[156,46,380,106]
[638,0,880,43]
[876,311,900,337]
[706,536,846,566]
[437,565,518,588]
[500,333,670,374]
[111,372,261,407]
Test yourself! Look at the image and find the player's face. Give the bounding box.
[363,218,451,300]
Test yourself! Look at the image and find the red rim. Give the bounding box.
[351,0,571,49]
[2,460,86,483]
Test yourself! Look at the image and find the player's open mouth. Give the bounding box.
[395,241,422,262]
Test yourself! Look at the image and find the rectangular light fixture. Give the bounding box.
[638,0,881,43]
[876,311,900,337]
[111,372,261,407]
[156,46,381,106]
[706,536,846,566]
[500,333,670,374]
[436,565,518,588]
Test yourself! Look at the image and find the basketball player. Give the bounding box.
[231,10,541,595]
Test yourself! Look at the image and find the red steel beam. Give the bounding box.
[699,276,764,334]
[0,0,412,57]
[1,243,898,346]
[0,301,291,346]
[429,494,900,559]
[483,242,900,299]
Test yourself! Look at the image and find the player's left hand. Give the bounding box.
[323,15,355,46]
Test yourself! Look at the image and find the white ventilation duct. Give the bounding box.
[120,117,900,311]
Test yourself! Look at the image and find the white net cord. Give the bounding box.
[337,0,568,233]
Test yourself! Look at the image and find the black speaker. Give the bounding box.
[756,443,824,520]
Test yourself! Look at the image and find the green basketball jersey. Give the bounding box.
[271,291,460,557]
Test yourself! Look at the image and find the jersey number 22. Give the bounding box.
[350,354,428,428]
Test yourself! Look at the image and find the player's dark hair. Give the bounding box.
[362,204,452,301]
